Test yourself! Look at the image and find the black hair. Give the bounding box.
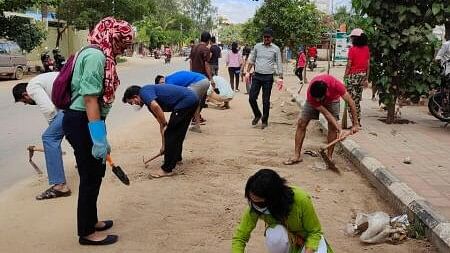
[211,36,216,44]
[263,27,274,37]
[12,82,28,102]
[310,81,327,98]
[155,75,164,84]
[245,169,294,222]
[190,40,195,44]
[122,85,141,103]
[200,31,211,43]
[231,42,239,54]
[351,33,368,47]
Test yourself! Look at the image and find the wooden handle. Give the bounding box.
[322,131,352,149]
[106,154,113,166]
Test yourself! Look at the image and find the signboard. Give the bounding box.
[334,32,349,62]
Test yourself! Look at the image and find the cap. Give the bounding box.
[263,28,274,37]
[350,28,364,37]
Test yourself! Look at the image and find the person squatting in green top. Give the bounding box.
[232,169,333,253]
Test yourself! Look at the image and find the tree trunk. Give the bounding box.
[56,25,67,48]
[41,4,48,30]
[386,97,397,124]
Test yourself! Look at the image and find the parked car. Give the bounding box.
[0,39,27,80]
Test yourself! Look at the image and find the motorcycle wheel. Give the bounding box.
[428,93,450,122]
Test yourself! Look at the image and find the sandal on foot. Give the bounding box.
[283,159,303,165]
[36,186,71,200]
[149,171,175,179]
[95,220,113,231]
[79,235,118,246]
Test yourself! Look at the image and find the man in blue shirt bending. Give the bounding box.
[122,84,199,178]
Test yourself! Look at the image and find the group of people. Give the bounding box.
[11,14,372,252]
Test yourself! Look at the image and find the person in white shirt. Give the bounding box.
[12,72,71,200]
[435,33,450,79]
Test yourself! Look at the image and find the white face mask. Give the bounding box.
[251,202,271,215]
[132,104,143,111]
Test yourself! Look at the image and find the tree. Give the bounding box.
[353,0,448,123]
[0,0,47,52]
[242,0,326,50]
[218,24,244,45]
[181,0,217,32]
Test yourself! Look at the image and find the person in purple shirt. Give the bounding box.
[122,84,198,177]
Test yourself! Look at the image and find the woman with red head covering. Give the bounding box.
[62,17,134,246]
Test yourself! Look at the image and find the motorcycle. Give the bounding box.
[428,77,450,124]
[52,48,66,71]
[308,57,317,71]
[40,50,54,72]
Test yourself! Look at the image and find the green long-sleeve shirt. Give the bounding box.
[232,186,333,253]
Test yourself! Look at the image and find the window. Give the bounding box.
[8,43,22,55]
[0,43,8,54]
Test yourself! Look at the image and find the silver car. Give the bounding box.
[0,39,27,80]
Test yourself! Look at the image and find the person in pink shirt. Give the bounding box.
[295,46,306,84]
[284,74,359,165]
[344,28,371,125]
[226,42,243,91]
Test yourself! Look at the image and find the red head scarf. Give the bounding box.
[89,17,134,105]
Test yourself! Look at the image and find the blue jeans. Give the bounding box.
[42,111,66,185]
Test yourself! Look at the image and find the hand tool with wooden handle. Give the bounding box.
[318,131,352,174]
[143,151,163,166]
[106,155,130,186]
[27,145,67,175]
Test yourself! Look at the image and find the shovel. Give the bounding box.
[318,131,352,174]
[106,155,130,186]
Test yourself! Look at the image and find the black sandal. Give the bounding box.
[36,186,71,200]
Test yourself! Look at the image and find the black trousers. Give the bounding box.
[161,104,198,172]
[295,67,304,81]
[228,67,240,90]
[249,73,274,124]
[63,110,106,237]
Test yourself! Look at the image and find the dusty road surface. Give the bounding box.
[0,60,436,252]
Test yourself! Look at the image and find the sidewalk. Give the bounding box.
[284,62,450,252]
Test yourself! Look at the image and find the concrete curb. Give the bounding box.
[289,90,450,253]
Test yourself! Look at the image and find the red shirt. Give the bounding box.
[306,74,347,108]
[297,52,306,68]
[308,47,317,58]
[348,45,370,74]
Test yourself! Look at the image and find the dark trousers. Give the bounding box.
[63,110,106,237]
[249,73,274,123]
[295,67,304,81]
[228,67,240,90]
[162,104,198,172]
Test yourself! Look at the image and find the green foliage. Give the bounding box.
[181,0,217,32]
[0,15,46,52]
[352,0,447,121]
[242,0,326,49]
[218,24,244,45]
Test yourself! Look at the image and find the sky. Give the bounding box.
[212,0,352,24]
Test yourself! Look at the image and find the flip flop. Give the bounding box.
[304,150,319,157]
[149,171,175,179]
[283,159,303,165]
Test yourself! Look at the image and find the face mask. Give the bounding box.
[252,203,271,215]
[132,104,143,111]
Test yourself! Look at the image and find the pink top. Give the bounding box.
[227,52,242,68]
[297,52,306,68]
[306,74,347,108]
[348,46,370,74]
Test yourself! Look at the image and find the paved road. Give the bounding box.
[0,57,189,193]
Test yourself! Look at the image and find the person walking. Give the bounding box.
[232,169,334,253]
[189,31,214,127]
[62,17,133,245]
[122,84,198,178]
[344,28,370,126]
[245,28,283,129]
[12,72,71,200]
[209,36,221,76]
[284,74,359,165]
[226,42,243,92]
[295,46,307,84]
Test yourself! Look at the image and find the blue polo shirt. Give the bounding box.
[165,71,207,87]
[139,84,198,112]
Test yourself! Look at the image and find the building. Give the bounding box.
[313,0,330,14]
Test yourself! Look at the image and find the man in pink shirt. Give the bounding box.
[284,74,360,165]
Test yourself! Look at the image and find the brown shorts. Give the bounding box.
[301,101,340,120]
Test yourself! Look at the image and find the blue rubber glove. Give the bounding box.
[88,120,110,164]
